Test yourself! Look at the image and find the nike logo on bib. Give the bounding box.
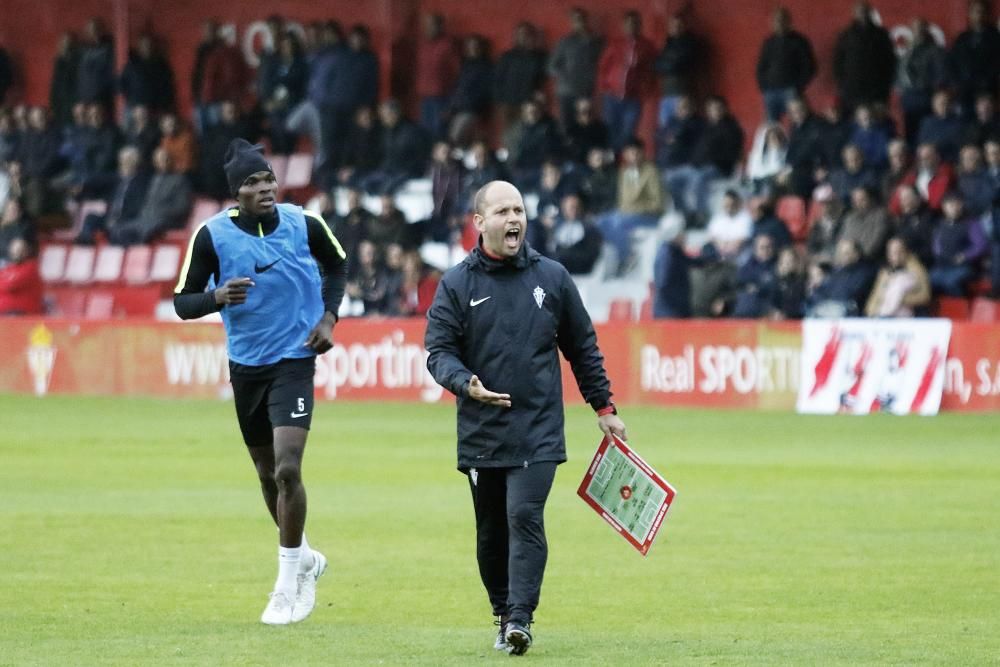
[254,259,282,273]
[290,411,309,418]
[470,296,491,306]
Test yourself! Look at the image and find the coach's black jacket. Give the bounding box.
[425,242,612,470]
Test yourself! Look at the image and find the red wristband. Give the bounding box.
[596,406,616,416]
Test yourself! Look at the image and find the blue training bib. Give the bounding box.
[207,203,324,366]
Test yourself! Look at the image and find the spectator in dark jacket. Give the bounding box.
[832,2,896,113]
[918,89,964,163]
[749,196,792,249]
[190,20,219,134]
[448,36,493,147]
[50,32,80,129]
[653,228,692,318]
[949,0,1000,115]
[196,100,247,200]
[656,95,702,169]
[829,143,878,204]
[123,105,161,164]
[579,147,617,215]
[655,13,702,130]
[417,14,459,140]
[776,97,827,197]
[426,140,463,243]
[367,195,409,249]
[502,100,562,191]
[733,234,779,317]
[547,7,604,127]
[334,188,373,280]
[956,144,995,216]
[15,107,63,219]
[362,100,429,195]
[929,191,988,295]
[76,18,115,108]
[119,34,176,118]
[891,184,936,267]
[262,32,309,155]
[665,95,744,220]
[75,146,150,244]
[338,106,382,187]
[76,103,121,197]
[540,192,603,275]
[562,97,609,166]
[756,8,817,121]
[493,23,547,127]
[773,247,806,319]
[325,25,380,168]
[897,19,948,144]
[808,238,877,316]
[962,93,1000,146]
[0,199,37,261]
[850,104,891,169]
[598,11,656,152]
[109,147,192,246]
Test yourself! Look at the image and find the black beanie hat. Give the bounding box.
[224,138,274,196]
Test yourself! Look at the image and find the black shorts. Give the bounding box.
[230,356,316,447]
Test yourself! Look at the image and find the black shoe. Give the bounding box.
[504,621,532,656]
[493,616,508,651]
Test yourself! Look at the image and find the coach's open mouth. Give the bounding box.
[504,227,521,248]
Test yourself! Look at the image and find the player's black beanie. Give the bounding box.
[224,138,274,196]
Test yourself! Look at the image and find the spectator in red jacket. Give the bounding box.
[416,14,459,141]
[889,143,955,215]
[598,11,656,152]
[199,28,251,126]
[0,237,43,315]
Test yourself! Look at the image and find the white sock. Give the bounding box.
[299,533,315,572]
[275,546,301,596]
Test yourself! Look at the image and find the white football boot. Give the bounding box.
[260,590,295,625]
[291,549,328,622]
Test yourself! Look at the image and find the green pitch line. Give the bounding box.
[0,395,997,665]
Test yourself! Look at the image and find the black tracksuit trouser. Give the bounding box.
[467,462,557,625]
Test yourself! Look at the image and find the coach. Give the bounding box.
[425,180,627,656]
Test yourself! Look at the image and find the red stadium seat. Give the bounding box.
[283,153,314,189]
[123,245,153,284]
[970,297,1000,323]
[150,244,182,284]
[63,246,96,284]
[50,289,87,317]
[935,296,970,320]
[110,286,160,317]
[39,244,68,283]
[776,195,808,242]
[85,291,115,319]
[52,200,106,242]
[608,299,635,322]
[93,245,125,283]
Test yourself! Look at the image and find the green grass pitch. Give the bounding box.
[1,395,998,665]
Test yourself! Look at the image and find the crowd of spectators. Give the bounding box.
[0,2,999,321]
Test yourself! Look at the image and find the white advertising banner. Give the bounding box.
[797,319,952,415]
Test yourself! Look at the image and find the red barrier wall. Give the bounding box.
[0,0,979,147]
[3,317,996,412]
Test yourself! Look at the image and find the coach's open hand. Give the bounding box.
[304,312,337,353]
[598,413,627,440]
[468,375,512,408]
[215,277,254,305]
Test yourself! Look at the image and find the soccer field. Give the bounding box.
[1,395,997,666]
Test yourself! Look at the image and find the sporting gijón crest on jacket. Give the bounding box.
[425,243,612,471]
